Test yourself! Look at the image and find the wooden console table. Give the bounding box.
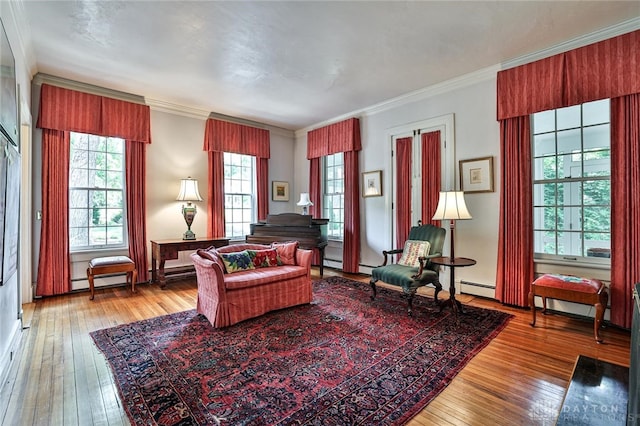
[151,238,229,287]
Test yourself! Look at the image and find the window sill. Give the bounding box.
[534,257,611,272]
[70,248,129,262]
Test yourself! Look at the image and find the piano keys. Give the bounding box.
[246,213,329,277]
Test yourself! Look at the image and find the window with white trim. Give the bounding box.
[323,152,344,240]
[223,152,256,239]
[532,99,611,263]
[69,132,127,251]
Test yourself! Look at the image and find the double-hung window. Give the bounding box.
[223,152,256,240]
[69,132,127,251]
[323,152,344,240]
[532,99,611,263]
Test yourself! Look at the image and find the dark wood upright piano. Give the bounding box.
[246,213,329,277]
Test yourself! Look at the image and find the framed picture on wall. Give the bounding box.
[459,156,494,193]
[362,170,382,197]
[272,181,289,201]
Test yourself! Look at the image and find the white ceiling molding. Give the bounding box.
[5,0,37,77]
[145,98,210,120]
[502,17,640,70]
[295,64,498,139]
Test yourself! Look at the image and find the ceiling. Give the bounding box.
[21,1,640,130]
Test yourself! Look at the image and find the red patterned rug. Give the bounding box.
[91,276,512,425]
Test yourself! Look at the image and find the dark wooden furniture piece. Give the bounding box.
[557,355,629,425]
[430,256,476,316]
[151,238,229,287]
[87,256,137,300]
[246,213,329,277]
[529,273,608,343]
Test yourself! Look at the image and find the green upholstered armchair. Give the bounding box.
[370,224,446,315]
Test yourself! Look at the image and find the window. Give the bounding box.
[532,99,611,262]
[224,152,256,239]
[69,132,126,251]
[323,153,344,239]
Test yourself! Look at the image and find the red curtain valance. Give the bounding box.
[36,84,151,143]
[203,118,270,158]
[307,117,362,158]
[497,29,640,120]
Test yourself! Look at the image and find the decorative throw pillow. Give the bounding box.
[219,250,256,273]
[271,241,298,265]
[398,240,431,268]
[247,249,281,268]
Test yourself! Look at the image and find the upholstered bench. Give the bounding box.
[529,273,608,343]
[87,256,137,300]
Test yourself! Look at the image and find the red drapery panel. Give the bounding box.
[309,157,322,265]
[421,131,441,226]
[611,93,640,328]
[495,116,534,306]
[497,55,566,120]
[257,157,269,221]
[207,151,226,238]
[37,84,151,142]
[203,118,270,158]
[126,141,149,282]
[497,29,640,120]
[343,150,361,273]
[395,137,412,249]
[307,118,361,159]
[37,84,102,134]
[36,130,71,296]
[204,119,271,233]
[37,84,151,295]
[566,30,640,106]
[102,97,152,142]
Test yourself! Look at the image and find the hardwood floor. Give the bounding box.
[0,268,630,425]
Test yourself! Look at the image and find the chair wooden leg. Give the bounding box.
[87,268,95,301]
[369,279,378,301]
[529,290,536,326]
[407,291,415,317]
[433,282,442,305]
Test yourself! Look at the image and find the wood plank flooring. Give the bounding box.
[0,268,631,425]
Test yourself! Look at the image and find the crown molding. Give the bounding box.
[145,98,211,119]
[502,17,640,70]
[295,64,498,138]
[32,73,145,104]
[6,0,37,77]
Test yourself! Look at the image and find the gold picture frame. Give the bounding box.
[362,170,382,197]
[272,181,289,201]
[459,156,494,193]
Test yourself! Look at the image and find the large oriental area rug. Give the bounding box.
[91,277,512,425]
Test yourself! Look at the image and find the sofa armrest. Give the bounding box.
[296,248,313,271]
[191,252,228,302]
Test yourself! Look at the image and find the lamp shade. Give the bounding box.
[176,177,203,202]
[296,192,314,207]
[432,191,472,221]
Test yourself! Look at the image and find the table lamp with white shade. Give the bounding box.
[431,191,472,260]
[176,177,203,240]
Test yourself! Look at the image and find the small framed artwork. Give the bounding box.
[459,156,494,193]
[272,181,289,201]
[362,170,382,197]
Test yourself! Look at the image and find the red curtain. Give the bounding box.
[343,151,361,272]
[611,93,640,328]
[203,119,271,234]
[421,131,441,226]
[496,29,640,323]
[207,151,226,238]
[36,84,151,295]
[495,116,534,306]
[126,141,149,282]
[307,118,362,273]
[36,130,71,296]
[395,137,412,249]
[308,157,322,265]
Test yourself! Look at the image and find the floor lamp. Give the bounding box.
[431,191,472,260]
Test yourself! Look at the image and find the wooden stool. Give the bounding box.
[529,273,608,343]
[87,256,137,300]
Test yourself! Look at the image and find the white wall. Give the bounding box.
[295,74,501,292]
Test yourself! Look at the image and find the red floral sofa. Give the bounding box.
[191,242,312,328]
